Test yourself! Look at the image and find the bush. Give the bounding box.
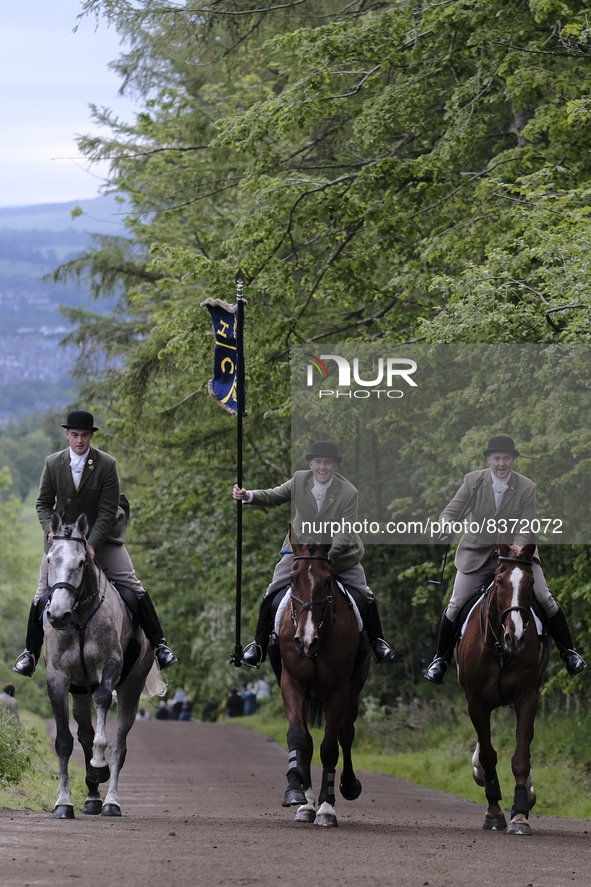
[0,708,37,784]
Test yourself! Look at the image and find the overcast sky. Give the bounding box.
[0,0,140,208]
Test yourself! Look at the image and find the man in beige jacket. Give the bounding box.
[233,440,396,667]
[425,435,586,684]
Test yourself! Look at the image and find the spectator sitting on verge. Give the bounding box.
[0,684,19,721]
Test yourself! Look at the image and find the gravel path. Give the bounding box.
[0,719,589,886]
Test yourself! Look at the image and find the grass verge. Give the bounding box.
[227,697,591,820]
[0,710,86,812]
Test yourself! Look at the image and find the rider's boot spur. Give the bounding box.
[366,599,399,664]
[13,601,45,677]
[546,608,587,677]
[424,613,458,684]
[137,592,178,670]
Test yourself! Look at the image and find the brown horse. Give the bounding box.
[277,535,370,827]
[457,543,549,835]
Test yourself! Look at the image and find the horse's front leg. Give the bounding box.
[467,700,507,831]
[315,684,348,828]
[507,691,538,836]
[281,672,313,814]
[338,689,363,802]
[47,674,75,819]
[90,659,121,786]
[72,693,102,815]
[102,662,150,818]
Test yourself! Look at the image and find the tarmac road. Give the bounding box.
[0,719,589,887]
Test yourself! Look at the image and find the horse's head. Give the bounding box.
[46,513,92,630]
[289,529,332,658]
[494,543,536,654]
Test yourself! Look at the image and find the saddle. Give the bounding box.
[267,584,369,684]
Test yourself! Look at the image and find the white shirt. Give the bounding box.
[311,475,333,512]
[70,448,90,489]
[491,470,512,509]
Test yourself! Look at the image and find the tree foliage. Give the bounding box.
[55,0,591,700]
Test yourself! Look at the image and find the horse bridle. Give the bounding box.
[48,535,99,612]
[290,554,334,632]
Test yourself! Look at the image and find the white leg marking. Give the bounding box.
[526,770,535,804]
[472,742,484,783]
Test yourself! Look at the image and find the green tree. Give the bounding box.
[53,0,591,699]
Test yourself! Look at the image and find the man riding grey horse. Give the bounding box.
[424,434,586,684]
[13,410,177,677]
[233,440,398,668]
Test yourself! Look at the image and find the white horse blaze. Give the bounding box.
[508,568,524,641]
[302,610,316,650]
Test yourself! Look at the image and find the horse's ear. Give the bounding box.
[518,543,536,562]
[497,543,511,558]
[74,513,89,540]
[51,512,62,535]
[289,524,302,552]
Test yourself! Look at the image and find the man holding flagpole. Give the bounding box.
[233,440,398,668]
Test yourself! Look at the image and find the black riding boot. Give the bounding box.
[137,593,178,670]
[366,599,399,664]
[241,592,277,668]
[546,608,587,677]
[13,601,46,677]
[424,614,458,684]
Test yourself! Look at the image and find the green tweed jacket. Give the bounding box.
[439,467,537,573]
[249,469,364,573]
[36,446,126,553]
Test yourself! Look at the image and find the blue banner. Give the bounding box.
[201,298,242,414]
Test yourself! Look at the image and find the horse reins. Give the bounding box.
[290,554,334,635]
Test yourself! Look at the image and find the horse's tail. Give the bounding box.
[305,695,325,729]
[141,662,167,699]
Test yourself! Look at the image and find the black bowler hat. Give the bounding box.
[305,440,342,463]
[61,410,99,432]
[483,435,520,458]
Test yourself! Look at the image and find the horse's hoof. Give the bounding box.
[507,820,532,836]
[340,777,362,801]
[53,805,75,819]
[295,807,316,823]
[82,799,103,815]
[482,814,507,831]
[473,772,485,788]
[101,804,122,817]
[88,765,110,784]
[528,793,537,811]
[314,813,338,827]
[282,788,307,807]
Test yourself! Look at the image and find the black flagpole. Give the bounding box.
[231,269,246,667]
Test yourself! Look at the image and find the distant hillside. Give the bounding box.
[0,195,128,234]
[0,195,129,423]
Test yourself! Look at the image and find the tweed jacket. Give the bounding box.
[439,467,537,573]
[250,469,364,573]
[36,446,126,553]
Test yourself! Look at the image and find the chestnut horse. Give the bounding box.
[278,536,370,827]
[457,543,549,835]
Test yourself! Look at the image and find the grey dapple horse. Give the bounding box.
[44,512,165,818]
